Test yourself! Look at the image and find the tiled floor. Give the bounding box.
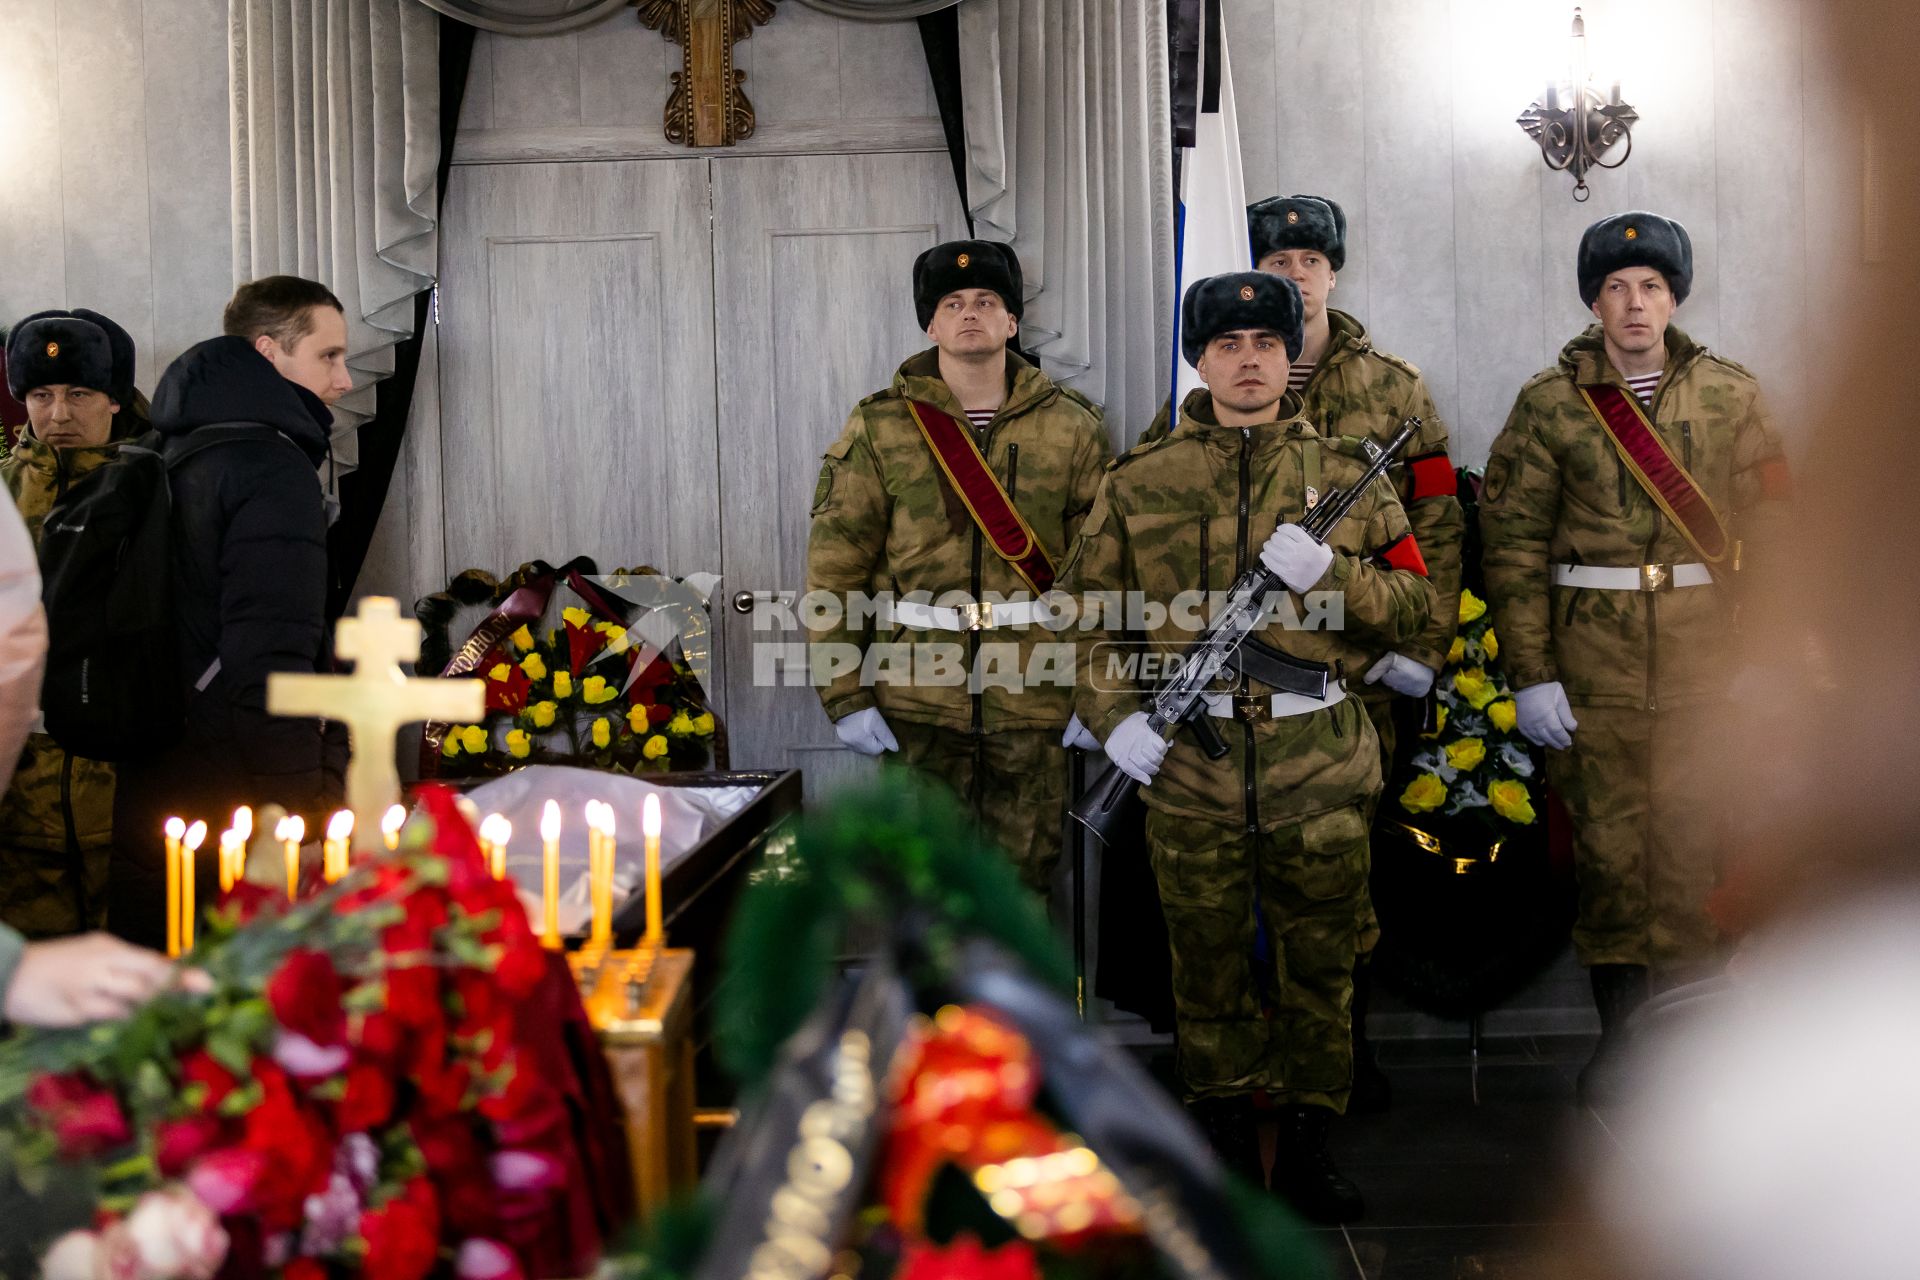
[1223,1034,1618,1279]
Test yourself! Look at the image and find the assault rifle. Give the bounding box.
[1070,417,1422,846]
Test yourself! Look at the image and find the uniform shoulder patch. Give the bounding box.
[1362,346,1424,383]
[1106,434,1171,472]
[1053,385,1102,418]
[1699,349,1760,385]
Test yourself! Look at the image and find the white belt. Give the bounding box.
[887,598,1052,632]
[1202,683,1346,721]
[1551,562,1712,592]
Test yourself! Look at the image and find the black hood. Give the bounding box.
[149,336,334,466]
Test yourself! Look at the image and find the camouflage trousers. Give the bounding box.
[1145,803,1369,1111]
[890,720,1067,896]
[1544,704,1724,978]
[1352,689,1398,957]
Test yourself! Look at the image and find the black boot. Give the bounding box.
[1348,955,1392,1114]
[1577,963,1649,1107]
[1185,1096,1264,1186]
[1271,1104,1365,1224]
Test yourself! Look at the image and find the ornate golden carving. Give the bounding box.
[631,0,778,147]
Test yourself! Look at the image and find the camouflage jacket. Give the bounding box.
[1480,325,1790,710]
[1143,310,1463,675]
[806,349,1111,733]
[1065,395,1435,828]
[0,429,119,936]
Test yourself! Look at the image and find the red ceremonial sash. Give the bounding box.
[1578,383,1730,565]
[907,399,1057,594]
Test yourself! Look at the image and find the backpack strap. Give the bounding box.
[160,423,305,470]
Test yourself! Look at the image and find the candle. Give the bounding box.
[218,829,238,894]
[325,810,354,883]
[642,793,663,948]
[480,814,510,881]
[382,804,406,852]
[596,805,618,949]
[279,815,305,901]
[540,800,561,949]
[164,817,185,959]
[226,806,253,893]
[181,821,206,953]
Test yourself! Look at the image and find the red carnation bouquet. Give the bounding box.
[0,788,574,1280]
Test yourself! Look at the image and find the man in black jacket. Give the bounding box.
[109,278,350,947]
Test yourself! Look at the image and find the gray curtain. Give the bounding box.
[959,0,1174,442]
[229,0,442,468]
[793,0,961,17]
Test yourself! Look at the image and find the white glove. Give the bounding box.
[833,706,899,756]
[1364,652,1437,698]
[1104,712,1169,785]
[1062,714,1103,753]
[1259,524,1334,593]
[1515,681,1578,750]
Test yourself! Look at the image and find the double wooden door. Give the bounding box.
[435,151,969,786]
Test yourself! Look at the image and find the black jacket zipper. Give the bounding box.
[1238,428,1258,835]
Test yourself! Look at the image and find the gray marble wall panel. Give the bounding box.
[0,0,230,393]
[1230,0,1837,463]
[56,0,157,382]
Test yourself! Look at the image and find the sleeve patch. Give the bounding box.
[1483,454,1512,504]
[1759,457,1792,501]
[1375,532,1430,577]
[1406,452,1455,502]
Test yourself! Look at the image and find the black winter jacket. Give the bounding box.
[141,336,338,816]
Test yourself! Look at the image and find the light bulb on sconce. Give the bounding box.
[1517,7,1638,201]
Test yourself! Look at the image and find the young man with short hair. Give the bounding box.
[1480,212,1791,1101]
[805,241,1111,894]
[110,277,350,947]
[1067,271,1433,1221]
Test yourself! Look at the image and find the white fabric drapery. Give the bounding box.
[229,0,441,467]
[959,0,1174,442]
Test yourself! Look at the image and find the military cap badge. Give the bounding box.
[1286,210,1300,224]
[1625,227,1639,240]
[957,252,971,268]
[1239,284,1255,300]
[45,342,59,358]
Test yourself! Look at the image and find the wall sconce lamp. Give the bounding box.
[1517,8,1639,201]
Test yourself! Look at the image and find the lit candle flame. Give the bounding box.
[165,816,186,841]
[183,820,207,851]
[643,793,661,839]
[541,799,561,843]
[281,815,305,845]
[232,806,253,842]
[382,804,406,848]
[327,810,354,843]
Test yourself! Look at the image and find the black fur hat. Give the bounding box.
[6,314,116,402]
[12,308,136,406]
[1181,271,1305,366]
[1247,194,1347,271]
[1578,211,1693,307]
[913,240,1024,330]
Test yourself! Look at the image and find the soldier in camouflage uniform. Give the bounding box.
[806,241,1111,895]
[0,311,146,938]
[1067,272,1433,1221]
[1142,198,1464,1109]
[1480,212,1790,1102]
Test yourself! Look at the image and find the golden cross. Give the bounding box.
[268,596,484,826]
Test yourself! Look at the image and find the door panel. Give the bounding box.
[438,159,722,611]
[709,152,968,785]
